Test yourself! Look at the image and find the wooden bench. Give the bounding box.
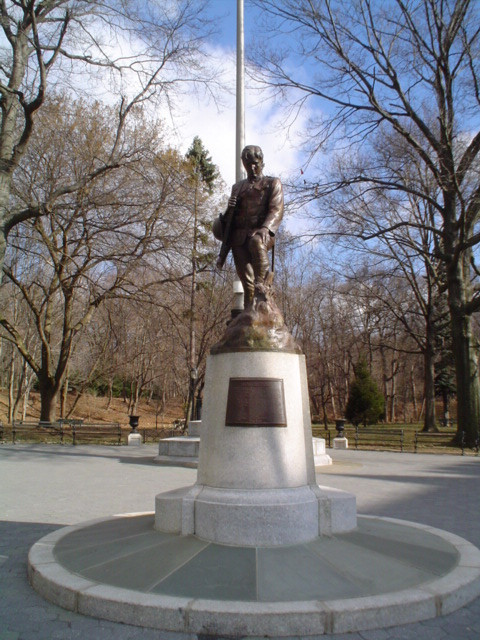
[354,427,404,452]
[10,421,65,444]
[414,430,465,455]
[71,422,122,445]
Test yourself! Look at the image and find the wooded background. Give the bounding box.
[0,1,479,444]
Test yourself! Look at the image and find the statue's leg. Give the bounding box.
[231,244,255,307]
[248,234,270,284]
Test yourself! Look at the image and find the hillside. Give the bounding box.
[0,390,185,430]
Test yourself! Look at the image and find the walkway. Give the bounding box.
[1,444,479,639]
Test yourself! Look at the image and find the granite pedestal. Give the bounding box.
[153,436,200,467]
[155,351,355,545]
[313,437,332,466]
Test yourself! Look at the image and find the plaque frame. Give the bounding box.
[225,377,287,427]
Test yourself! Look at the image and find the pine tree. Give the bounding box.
[346,357,385,427]
[184,137,218,422]
[185,136,218,194]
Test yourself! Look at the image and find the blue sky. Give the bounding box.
[205,0,259,49]
[163,0,315,198]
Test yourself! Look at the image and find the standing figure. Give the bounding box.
[214,145,283,308]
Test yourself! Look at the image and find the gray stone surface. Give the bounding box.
[155,351,355,545]
[182,485,322,545]
[312,437,332,466]
[1,443,480,639]
[154,437,200,467]
[157,482,356,545]
[197,351,316,489]
[28,509,480,634]
[188,420,202,437]
[128,432,143,446]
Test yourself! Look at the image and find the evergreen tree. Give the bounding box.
[185,136,218,194]
[346,357,385,427]
[184,137,219,422]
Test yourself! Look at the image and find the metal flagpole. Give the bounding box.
[236,0,245,183]
[233,0,245,311]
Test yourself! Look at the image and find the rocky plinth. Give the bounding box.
[211,283,301,354]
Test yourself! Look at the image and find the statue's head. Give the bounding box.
[241,145,264,180]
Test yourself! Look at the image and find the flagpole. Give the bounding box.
[236,0,245,182]
[233,0,245,311]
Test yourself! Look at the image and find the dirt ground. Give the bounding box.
[0,390,185,430]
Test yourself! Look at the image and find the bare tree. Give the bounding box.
[0,0,216,280]
[1,96,202,421]
[253,0,480,445]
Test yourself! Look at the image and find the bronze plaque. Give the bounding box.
[225,378,287,427]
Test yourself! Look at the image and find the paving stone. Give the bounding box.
[0,632,20,640]
[2,445,480,639]
[358,628,391,640]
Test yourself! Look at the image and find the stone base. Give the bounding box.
[313,437,332,466]
[333,436,349,449]
[187,420,202,437]
[153,437,200,467]
[155,351,355,546]
[127,432,142,446]
[155,483,356,545]
[28,513,480,636]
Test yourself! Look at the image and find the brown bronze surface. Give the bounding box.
[225,378,287,427]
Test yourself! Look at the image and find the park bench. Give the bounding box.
[10,420,65,444]
[414,430,467,455]
[354,426,404,452]
[71,422,122,445]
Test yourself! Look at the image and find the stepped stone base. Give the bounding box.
[155,351,355,546]
[154,437,200,467]
[155,483,355,545]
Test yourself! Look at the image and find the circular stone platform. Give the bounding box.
[28,513,480,637]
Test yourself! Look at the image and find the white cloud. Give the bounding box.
[51,18,319,233]
[159,44,314,193]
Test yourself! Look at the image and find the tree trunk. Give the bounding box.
[422,320,438,432]
[8,354,15,424]
[22,380,31,422]
[38,379,59,423]
[0,229,6,286]
[186,180,199,423]
[410,366,418,420]
[389,370,396,424]
[326,363,337,419]
[449,309,480,446]
[66,390,83,418]
[60,376,69,418]
[13,358,27,420]
[442,389,450,426]
[447,254,480,447]
[106,378,113,410]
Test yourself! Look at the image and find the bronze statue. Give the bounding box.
[214,145,283,308]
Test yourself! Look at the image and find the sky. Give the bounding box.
[160,0,314,193]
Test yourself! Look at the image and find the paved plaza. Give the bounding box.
[1,443,480,639]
